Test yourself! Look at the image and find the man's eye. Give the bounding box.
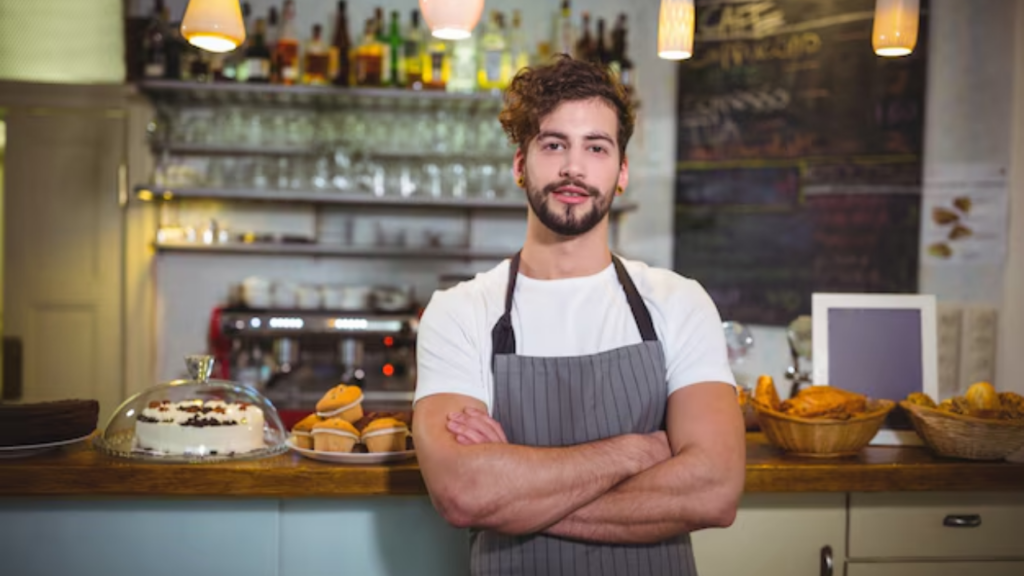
[590,146,607,153]
[544,142,564,150]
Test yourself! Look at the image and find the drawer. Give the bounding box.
[849,492,1024,560]
[847,561,1024,576]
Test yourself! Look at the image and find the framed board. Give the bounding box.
[673,0,928,325]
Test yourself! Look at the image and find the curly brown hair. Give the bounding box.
[498,56,636,162]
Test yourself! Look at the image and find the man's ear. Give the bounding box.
[513,147,526,186]
[617,153,630,192]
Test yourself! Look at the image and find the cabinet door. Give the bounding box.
[2,87,125,421]
[692,493,846,576]
[847,562,1024,576]
[849,492,1024,560]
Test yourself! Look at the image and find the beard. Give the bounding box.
[524,173,615,237]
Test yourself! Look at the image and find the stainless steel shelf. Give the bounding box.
[156,143,513,163]
[155,240,514,260]
[136,80,504,108]
[136,186,640,214]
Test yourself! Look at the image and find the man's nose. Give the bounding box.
[558,148,586,181]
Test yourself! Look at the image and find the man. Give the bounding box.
[413,56,746,576]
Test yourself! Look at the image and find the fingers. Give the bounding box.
[447,410,506,444]
[446,409,509,444]
[464,407,508,443]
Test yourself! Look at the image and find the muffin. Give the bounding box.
[290,413,321,450]
[361,417,410,453]
[311,418,360,453]
[315,384,364,423]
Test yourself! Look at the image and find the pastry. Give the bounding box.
[291,413,321,450]
[315,384,364,423]
[906,392,937,408]
[932,206,960,225]
[312,418,360,453]
[780,386,867,420]
[134,399,265,455]
[965,381,1000,418]
[998,392,1024,420]
[753,375,781,412]
[361,417,410,453]
[353,410,411,433]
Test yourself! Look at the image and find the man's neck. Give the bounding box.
[519,214,612,280]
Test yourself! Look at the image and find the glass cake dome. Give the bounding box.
[94,355,289,463]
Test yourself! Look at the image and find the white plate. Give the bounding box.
[286,438,415,464]
[0,433,93,459]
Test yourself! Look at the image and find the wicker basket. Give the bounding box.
[754,399,895,458]
[900,401,1024,461]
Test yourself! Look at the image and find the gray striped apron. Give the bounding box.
[470,252,697,576]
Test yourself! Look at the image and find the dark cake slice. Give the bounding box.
[0,399,99,447]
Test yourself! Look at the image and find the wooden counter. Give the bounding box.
[1,434,1022,498]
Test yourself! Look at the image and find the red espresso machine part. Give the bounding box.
[207,306,233,380]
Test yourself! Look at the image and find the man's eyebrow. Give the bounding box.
[536,130,568,140]
[584,132,616,145]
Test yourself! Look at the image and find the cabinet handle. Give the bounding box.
[820,545,833,576]
[943,514,982,528]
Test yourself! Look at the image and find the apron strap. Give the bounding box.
[611,255,659,342]
[490,251,521,358]
[490,251,660,361]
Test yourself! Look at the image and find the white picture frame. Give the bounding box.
[812,293,938,446]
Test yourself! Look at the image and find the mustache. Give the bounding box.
[541,179,601,197]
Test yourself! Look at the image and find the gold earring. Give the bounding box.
[517,176,525,187]
[616,186,624,195]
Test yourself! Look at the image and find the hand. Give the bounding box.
[631,431,673,472]
[447,407,509,446]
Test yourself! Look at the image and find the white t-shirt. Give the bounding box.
[413,257,737,414]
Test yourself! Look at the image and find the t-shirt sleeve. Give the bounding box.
[665,280,737,395]
[413,289,491,409]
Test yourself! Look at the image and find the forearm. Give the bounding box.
[544,447,743,544]
[427,435,647,535]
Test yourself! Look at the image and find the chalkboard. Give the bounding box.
[673,0,928,325]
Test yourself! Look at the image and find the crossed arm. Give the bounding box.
[413,382,746,544]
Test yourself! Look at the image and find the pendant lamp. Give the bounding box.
[872,0,919,57]
[658,0,695,60]
[181,0,247,53]
[419,0,485,40]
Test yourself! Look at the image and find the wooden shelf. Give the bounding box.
[155,240,514,261]
[136,186,640,214]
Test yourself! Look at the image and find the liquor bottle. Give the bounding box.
[404,10,426,89]
[374,8,392,86]
[595,18,611,67]
[222,1,252,81]
[478,11,510,91]
[276,0,300,85]
[422,35,449,90]
[612,14,635,95]
[354,19,384,86]
[509,10,530,75]
[574,11,594,62]
[267,7,280,81]
[552,0,574,58]
[448,33,477,93]
[303,24,331,85]
[245,18,273,83]
[330,1,352,86]
[387,11,403,87]
[142,0,169,79]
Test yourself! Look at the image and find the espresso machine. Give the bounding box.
[208,306,418,412]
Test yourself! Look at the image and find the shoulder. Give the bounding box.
[420,260,510,328]
[619,257,717,314]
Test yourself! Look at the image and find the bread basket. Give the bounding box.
[754,399,895,458]
[900,401,1024,461]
